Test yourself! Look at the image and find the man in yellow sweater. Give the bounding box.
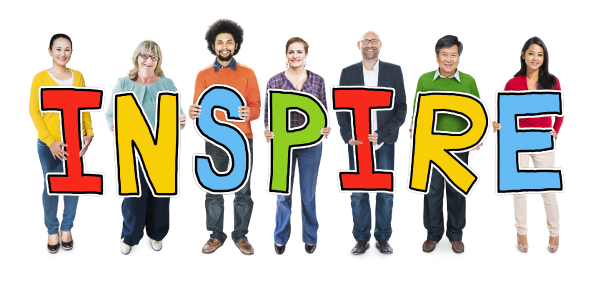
[188,19,261,255]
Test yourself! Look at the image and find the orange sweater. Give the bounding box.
[193,63,261,138]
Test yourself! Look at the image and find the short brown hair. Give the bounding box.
[285,37,309,53]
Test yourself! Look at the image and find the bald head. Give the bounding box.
[358,31,382,60]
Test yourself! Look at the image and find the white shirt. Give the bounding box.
[48,69,74,86]
[362,60,383,150]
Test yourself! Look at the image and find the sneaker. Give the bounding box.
[151,239,162,251]
[202,238,222,254]
[121,238,131,255]
[235,238,254,255]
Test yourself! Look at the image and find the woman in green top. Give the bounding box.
[105,40,186,255]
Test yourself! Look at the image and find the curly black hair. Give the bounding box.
[205,19,244,56]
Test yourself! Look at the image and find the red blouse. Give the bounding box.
[504,74,564,133]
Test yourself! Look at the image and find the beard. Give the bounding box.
[361,48,379,60]
[217,50,234,62]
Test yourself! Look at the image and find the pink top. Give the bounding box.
[504,74,564,133]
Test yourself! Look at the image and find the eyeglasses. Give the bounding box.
[139,53,160,61]
[360,39,380,45]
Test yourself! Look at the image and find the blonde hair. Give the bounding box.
[128,40,164,81]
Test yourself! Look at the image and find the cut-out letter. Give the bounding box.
[497,90,564,194]
[267,90,328,195]
[114,91,180,197]
[40,87,104,195]
[408,91,488,196]
[332,86,395,192]
[193,85,251,194]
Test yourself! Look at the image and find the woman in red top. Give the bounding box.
[493,37,563,253]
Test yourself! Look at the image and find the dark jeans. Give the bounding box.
[424,152,468,242]
[205,139,254,244]
[274,143,322,245]
[37,139,78,235]
[121,170,170,246]
[348,143,395,241]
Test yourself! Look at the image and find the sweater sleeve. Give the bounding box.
[105,78,122,130]
[79,74,94,136]
[193,72,207,104]
[245,71,261,122]
[411,76,423,123]
[29,74,55,146]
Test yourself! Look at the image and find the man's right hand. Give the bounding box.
[189,104,202,119]
[348,138,363,146]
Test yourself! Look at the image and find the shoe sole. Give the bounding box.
[202,245,222,254]
[422,245,437,253]
[236,244,254,255]
[351,244,370,255]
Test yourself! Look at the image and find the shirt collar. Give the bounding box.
[433,67,460,82]
[362,59,379,72]
[213,58,237,73]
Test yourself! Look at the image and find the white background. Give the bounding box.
[2,0,592,281]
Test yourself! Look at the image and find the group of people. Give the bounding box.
[29,19,563,256]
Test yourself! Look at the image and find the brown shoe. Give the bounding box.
[202,238,222,254]
[351,240,369,255]
[235,238,254,255]
[375,240,393,254]
[451,240,464,253]
[422,240,437,253]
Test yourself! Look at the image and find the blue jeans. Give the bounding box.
[37,139,79,235]
[121,171,170,246]
[423,152,468,242]
[205,139,254,244]
[348,143,395,241]
[274,143,322,245]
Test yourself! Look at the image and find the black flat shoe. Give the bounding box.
[305,244,316,254]
[62,239,74,250]
[48,243,60,254]
[274,244,285,254]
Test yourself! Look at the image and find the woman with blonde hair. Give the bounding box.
[105,40,186,254]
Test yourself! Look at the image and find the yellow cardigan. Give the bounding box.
[29,69,94,146]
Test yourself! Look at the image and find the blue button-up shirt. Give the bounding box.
[213,58,237,73]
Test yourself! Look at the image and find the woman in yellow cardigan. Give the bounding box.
[29,34,94,254]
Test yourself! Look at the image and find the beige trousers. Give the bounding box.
[513,151,560,237]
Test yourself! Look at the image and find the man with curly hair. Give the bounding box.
[188,19,261,255]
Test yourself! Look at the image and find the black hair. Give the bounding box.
[49,33,72,49]
[514,36,557,89]
[435,35,462,55]
[205,19,244,56]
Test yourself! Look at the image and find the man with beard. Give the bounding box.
[336,31,407,254]
[188,19,260,255]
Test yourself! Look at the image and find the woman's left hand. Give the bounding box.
[180,113,187,127]
[79,135,93,157]
[550,130,558,138]
[321,127,331,139]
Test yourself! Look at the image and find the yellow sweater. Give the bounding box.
[29,69,94,146]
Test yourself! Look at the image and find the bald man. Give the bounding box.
[336,31,407,254]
